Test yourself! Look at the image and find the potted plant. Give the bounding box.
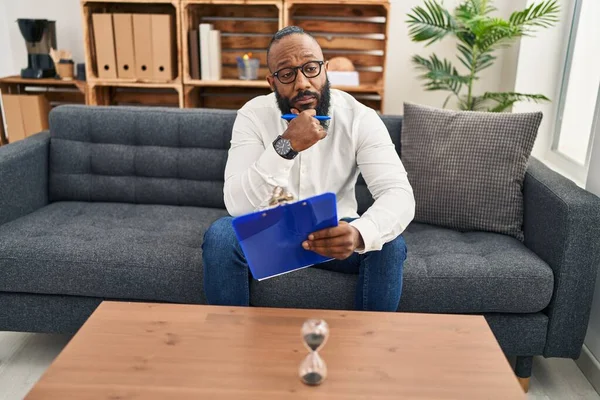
[407,0,560,112]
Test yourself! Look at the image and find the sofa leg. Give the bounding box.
[515,356,533,393]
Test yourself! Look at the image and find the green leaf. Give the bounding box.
[458,95,471,111]
[455,0,496,23]
[509,0,560,32]
[407,0,456,45]
[471,96,490,111]
[456,43,474,70]
[475,52,497,72]
[483,92,551,112]
[476,19,523,51]
[488,101,517,113]
[412,54,470,95]
[443,93,455,108]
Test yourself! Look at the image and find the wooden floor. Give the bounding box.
[0,332,599,399]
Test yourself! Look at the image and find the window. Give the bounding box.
[551,0,600,178]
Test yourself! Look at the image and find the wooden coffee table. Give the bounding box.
[26,301,524,399]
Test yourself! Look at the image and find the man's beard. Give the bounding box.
[275,79,331,127]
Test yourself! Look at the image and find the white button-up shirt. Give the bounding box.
[224,89,415,253]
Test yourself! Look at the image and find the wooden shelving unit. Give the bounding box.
[1,0,391,145]
[181,0,282,109]
[181,0,389,111]
[88,80,184,107]
[283,0,389,111]
[80,0,183,88]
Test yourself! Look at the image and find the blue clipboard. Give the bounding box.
[231,192,338,281]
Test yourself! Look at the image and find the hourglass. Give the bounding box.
[299,319,329,386]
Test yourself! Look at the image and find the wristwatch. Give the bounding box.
[273,135,298,160]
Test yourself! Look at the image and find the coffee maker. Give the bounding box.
[17,19,57,79]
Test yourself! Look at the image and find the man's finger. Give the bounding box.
[318,126,327,140]
[291,108,300,115]
[307,236,353,249]
[309,226,347,241]
[302,108,317,116]
[309,221,349,240]
[304,245,352,260]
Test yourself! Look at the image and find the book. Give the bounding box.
[208,29,222,80]
[188,29,200,80]
[199,23,213,80]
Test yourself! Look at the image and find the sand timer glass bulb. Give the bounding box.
[299,319,329,386]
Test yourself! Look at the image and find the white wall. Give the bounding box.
[384,0,527,114]
[0,2,15,77]
[1,0,84,75]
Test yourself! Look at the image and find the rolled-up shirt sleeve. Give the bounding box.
[224,108,294,216]
[350,108,416,253]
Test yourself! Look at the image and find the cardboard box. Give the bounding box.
[151,14,175,81]
[1,95,26,143]
[113,14,137,79]
[21,95,51,136]
[133,14,154,80]
[0,94,50,143]
[92,13,118,79]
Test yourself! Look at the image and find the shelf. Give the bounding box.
[82,1,182,84]
[334,84,382,93]
[0,76,82,87]
[183,78,381,93]
[88,79,182,89]
[285,0,389,5]
[185,79,270,88]
[184,0,281,4]
[81,0,178,4]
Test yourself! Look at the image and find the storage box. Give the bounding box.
[0,94,50,143]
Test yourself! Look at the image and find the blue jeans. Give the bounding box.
[202,217,407,311]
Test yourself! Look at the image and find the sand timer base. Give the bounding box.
[299,351,327,386]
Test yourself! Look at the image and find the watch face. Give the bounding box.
[275,137,291,155]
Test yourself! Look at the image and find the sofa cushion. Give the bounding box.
[0,201,227,304]
[401,103,542,241]
[48,106,237,208]
[251,222,554,313]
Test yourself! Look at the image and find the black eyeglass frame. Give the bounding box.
[271,60,325,84]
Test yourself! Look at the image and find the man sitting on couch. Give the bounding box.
[202,26,416,311]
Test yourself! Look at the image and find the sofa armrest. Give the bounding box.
[0,132,49,225]
[523,157,600,358]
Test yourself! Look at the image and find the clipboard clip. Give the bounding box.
[268,186,295,208]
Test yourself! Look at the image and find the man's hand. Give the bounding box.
[302,221,364,260]
[282,108,326,152]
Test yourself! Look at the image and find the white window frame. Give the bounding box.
[548,0,600,184]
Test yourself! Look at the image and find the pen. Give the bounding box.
[281,114,331,121]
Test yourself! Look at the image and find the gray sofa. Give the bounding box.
[1,105,600,382]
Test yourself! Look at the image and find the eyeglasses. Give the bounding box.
[272,61,325,84]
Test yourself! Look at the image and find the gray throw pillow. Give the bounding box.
[401,102,542,241]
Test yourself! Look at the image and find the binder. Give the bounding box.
[112,14,136,79]
[151,14,175,81]
[133,14,154,80]
[92,14,117,79]
[232,192,338,281]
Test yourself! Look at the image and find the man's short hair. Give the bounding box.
[267,26,318,69]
